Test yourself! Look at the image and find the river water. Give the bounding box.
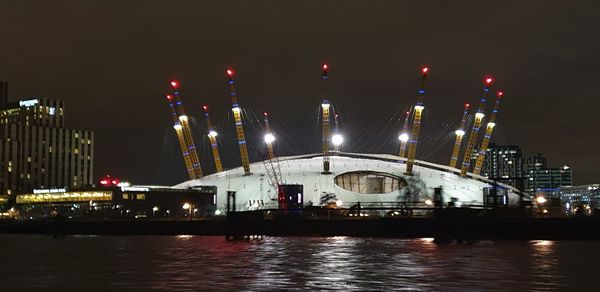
[0,235,597,291]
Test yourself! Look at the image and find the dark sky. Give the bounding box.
[1,1,599,185]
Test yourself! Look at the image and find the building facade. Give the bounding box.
[481,144,524,189]
[15,185,217,219]
[0,96,94,197]
[523,153,572,192]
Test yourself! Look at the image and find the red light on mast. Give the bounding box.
[202,105,208,111]
[166,94,173,100]
[323,64,328,70]
[263,112,268,116]
[170,80,179,88]
[465,103,470,108]
[484,77,493,85]
[226,69,234,77]
[497,91,504,97]
[421,66,429,74]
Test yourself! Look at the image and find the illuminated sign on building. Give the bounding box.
[19,99,39,107]
[33,188,67,194]
[121,186,150,192]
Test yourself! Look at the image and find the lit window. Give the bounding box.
[136,194,145,200]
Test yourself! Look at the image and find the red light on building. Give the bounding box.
[166,94,173,100]
[323,64,328,70]
[202,105,208,111]
[421,66,429,74]
[497,91,504,97]
[263,112,268,116]
[465,103,470,108]
[99,175,120,187]
[170,80,179,88]
[484,77,493,85]
[226,69,234,76]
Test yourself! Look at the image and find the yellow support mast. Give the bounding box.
[263,112,275,160]
[202,105,223,173]
[226,68,251,175]
[449,103,470,168]
[398,109,411,158]
[459,77,493,177]
[472,90,504,175]
[170,81,203,178]
[405,66,430,175]
[166,94,196,180]
[321,64,332,174]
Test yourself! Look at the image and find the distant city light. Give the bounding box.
[208,130,218,138]
[455,129,466,136]
[425,199,433,206]
[536,196,547,204]
[182,203,191,210]
[215,209,222,215]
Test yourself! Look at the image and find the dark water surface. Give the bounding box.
[0,235,597,291]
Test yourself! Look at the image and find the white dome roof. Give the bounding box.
[177,152,522,212]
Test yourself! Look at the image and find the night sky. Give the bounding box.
[1,1,599,185]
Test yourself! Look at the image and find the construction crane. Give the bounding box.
[449,103,470,168]
[405,66,430,175]
[202,105,223,173]
[460,77,493,177]
[398,109,411,158]
[170,80,203,178]
[472,90,504,175]
[321,64,332,174]
[226,68,251,175]
[262,112,283,191]
[166,94,196,180]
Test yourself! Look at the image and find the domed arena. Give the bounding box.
[177,152,522,213]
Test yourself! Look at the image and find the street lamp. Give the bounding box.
[152,206,159,216]
[182,203,192,220]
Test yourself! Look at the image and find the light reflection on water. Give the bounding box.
[0,235,598,290]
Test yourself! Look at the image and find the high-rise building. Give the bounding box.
[481,144,524,189]
[523,153,572,192]
[528,166,572,191]
[0,96,94,197]
[0,81,7,107]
